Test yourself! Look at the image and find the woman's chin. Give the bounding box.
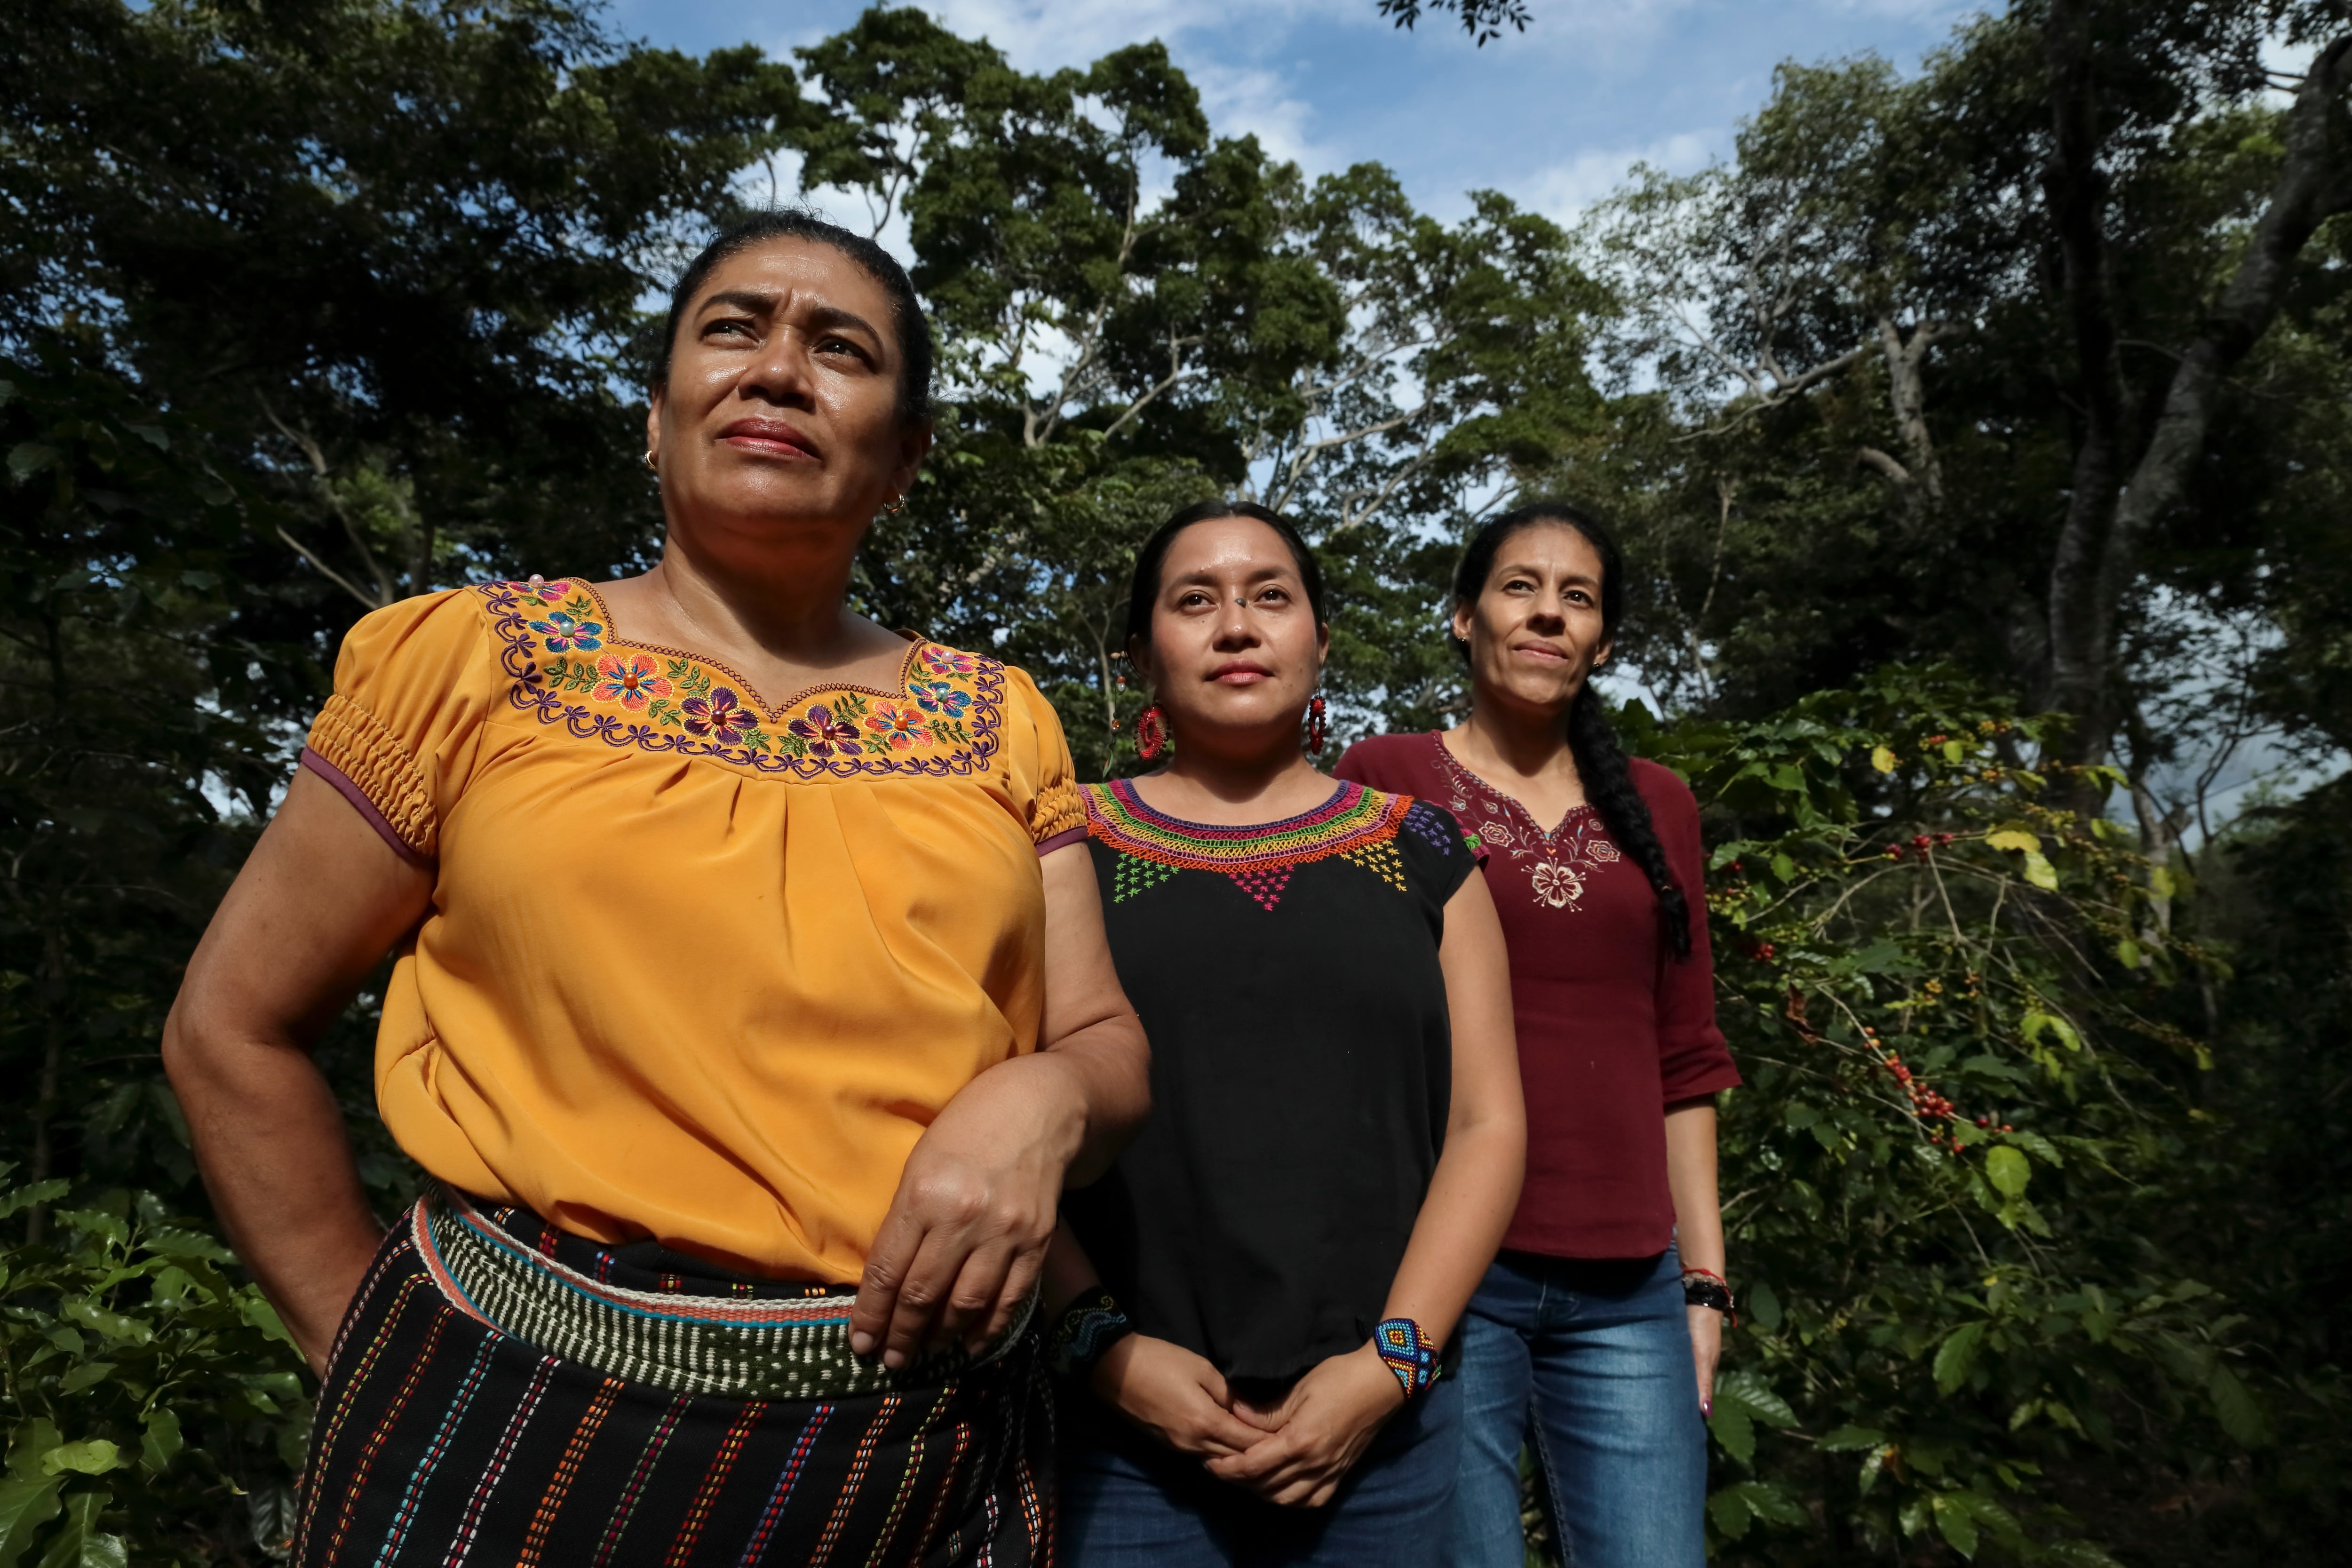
[1166,706,1314,757]
[1486,665,1582,715]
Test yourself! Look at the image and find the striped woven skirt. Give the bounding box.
[292,1188,1052,1568]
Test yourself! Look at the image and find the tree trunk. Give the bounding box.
[2041,14,2352,772]
[2039,0,2128,767]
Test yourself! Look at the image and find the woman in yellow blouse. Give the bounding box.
[163,211,1148,1568]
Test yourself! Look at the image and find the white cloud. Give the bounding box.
[1194,65,1326,170]
[920,0,1343,72]
[1526,129,1719,220]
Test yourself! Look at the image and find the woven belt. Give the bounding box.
[409,1188,1034,1400]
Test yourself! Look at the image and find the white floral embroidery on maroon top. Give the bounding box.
[1434,740,1622,910]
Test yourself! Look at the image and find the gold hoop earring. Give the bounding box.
[881,495,906,517]
[642,449,658,473]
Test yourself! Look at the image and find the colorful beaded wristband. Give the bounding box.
[1049,1287,1134,1381]
[1373,1317,1438,1400]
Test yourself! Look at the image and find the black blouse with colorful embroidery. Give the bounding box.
[1062,778,1480,1386]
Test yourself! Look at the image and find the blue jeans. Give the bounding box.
[1059,1373,1462,1567]
[1449,1249,1707,1568]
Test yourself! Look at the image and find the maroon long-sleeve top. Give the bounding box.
[1336,732,1739,1258]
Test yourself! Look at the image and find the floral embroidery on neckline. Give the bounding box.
[475,578,1005,780]
[1082,779,1431,911]
[1430,734,1620,911]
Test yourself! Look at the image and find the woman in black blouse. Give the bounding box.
[1043,501,1525,1566]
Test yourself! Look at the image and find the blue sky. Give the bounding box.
[604,0,1982,223]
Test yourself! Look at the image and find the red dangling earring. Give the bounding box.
[1136,702,1168,761]
[1306,693,1329,756]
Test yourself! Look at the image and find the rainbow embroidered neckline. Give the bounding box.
[1083,780,1415,910]
[476,578,1004,781]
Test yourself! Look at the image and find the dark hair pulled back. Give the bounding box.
[1124,500,1327,648]
[651,208,934,429]
[1452,501,1692,959]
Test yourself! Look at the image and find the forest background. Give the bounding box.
[2,1,2348,1564]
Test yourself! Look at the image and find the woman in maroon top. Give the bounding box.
[1335,501,1738,1568]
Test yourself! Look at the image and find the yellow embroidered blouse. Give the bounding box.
[301,577,1086,1282]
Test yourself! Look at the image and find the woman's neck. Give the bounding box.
[604,524,906,692]
[1135,739,1332,827]
[1447,692,1588,828]
[1453,696,1577,785]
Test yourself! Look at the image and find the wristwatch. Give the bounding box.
[1682,1267,1736,1321]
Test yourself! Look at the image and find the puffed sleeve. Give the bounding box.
[299,587,504,865]
[1001,664,1086,855]
[1639,760,1742,1104]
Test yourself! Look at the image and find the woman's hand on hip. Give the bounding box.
[1205,1343,1405,1507]
[850,1053,1086,1369]
[1091,1334,1266,1460]
[1688,1303,1722,1416]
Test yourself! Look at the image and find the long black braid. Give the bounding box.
[1451,502,1693,960]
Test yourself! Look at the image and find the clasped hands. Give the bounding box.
[1092,1333,1406,1509]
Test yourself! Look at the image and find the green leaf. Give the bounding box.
[1707,1403,1755,1465]
[1870,745,1898,774]
[0,1182,69,1220]
[1745,1279,1783,1331]
[137,1412,181,1476]
[2005,1129,2063,1167]
[1770,852,1796,882]
[1986,828,2040,853]
[1709,1480,1804,1537]
[2021,851,2060,891]
[1932,1493,1980,1559]
[0,1478,64,1568]
[6,444,59,483]
[1933,1321,1987,1393]
[55,1365,112,1398]
[1739,1480,1808,1528]
[1985,1146,2031,1198]
[34,1490,122,1568]
[56,1304,148,1346]
[1715,1369,1799,1428]
[2208,1363,2269,1447]
[1819,1425,1886,1451]
[1706,1483,1753,1538]
[37,1442,120,1479]
[6,1426,60,1484]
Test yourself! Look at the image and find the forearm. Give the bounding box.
[1663,1098,1724,1275]
[1379,1113,1524,1349]
[1035,1010,1150,1186]
[163,1013,381,1372]
[1042,1221,1104,1314]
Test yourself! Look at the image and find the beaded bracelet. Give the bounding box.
[1049,1286,1135,1381]
[1372,1317,1438,1400]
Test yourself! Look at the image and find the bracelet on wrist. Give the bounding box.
[1681,1268,1737,1324]
[1372,1317,1438,1401]
[1048,1286,1134,1381]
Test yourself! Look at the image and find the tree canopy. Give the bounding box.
[1,2,2347,1563]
